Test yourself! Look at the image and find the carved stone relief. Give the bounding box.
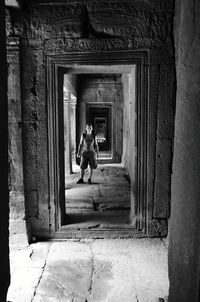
[87,2,172,43]
[25,0,174,12]
[23,4,87,40]
[8,1,173,50]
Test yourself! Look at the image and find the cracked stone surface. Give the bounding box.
[7,238,168,302]
[65,164,131,215]
[7,242,51,302]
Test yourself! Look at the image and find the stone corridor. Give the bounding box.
[7,238,168,302]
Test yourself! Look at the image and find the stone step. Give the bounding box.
[66,196,130,212]
[65,197,94,210]
[99,187,130,197]
[97,203,130,211]
[65,209,129,216]
[93,196,129,204]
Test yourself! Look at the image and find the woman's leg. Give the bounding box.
[89,168,93,180]
[88,152,97,183]
[76,156,85,183]
[80,169,85,179]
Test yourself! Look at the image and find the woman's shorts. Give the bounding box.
[80,151,97,170]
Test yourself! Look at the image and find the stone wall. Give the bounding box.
[121,68,136,172]
[0,1,10,299]
[121,68,137,221]
[168,0,200,300]
[7,37,26,237]
[64,74,77,174]
[6,0,175,238]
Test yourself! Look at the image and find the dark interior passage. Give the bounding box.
[87,105,111,153]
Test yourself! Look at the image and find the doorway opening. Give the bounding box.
[63,67,137,231]
[47,51,148,238]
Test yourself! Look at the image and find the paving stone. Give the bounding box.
[66,209,85,214]
[94,196,130,211]
[65,164,131,214]
[98,203,130,211]
[66,185,100,199]
[102,177,129,185]
[7,267,43,302]
[31,241,139,302]
[99,185,130,197]
[8,239,168,302]
[127,239,169,302]
[9,243,51,270]
[92,239,168,301]
[7,243,51,302]
[89,253,138,302]
[32,242,93,302]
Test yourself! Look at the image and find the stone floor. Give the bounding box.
[65,163,131,227]
[7,237,169,302]
[7,164,168,301]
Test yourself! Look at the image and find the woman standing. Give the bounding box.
[76,124,99,184]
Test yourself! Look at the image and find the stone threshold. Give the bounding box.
[45,226,145,240]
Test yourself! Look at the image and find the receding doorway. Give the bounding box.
[47,51,148,238]
[64,70,131,230]
[87,104,112,158]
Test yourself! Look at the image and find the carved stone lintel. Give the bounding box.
[44,37,167,53]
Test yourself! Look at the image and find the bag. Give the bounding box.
[76,156,81,166]
[94,157,98,169]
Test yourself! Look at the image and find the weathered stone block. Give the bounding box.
[148,219,168,237]
[153,138,172,218]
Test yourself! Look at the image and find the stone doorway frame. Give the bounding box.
[46,50,148,238]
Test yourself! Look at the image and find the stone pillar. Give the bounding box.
[69,95,77,162]
[64,94,77,174]
[168,1,200,301]
[64,98,72,174]
[0,0,10,300]
[7,37,26,241]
